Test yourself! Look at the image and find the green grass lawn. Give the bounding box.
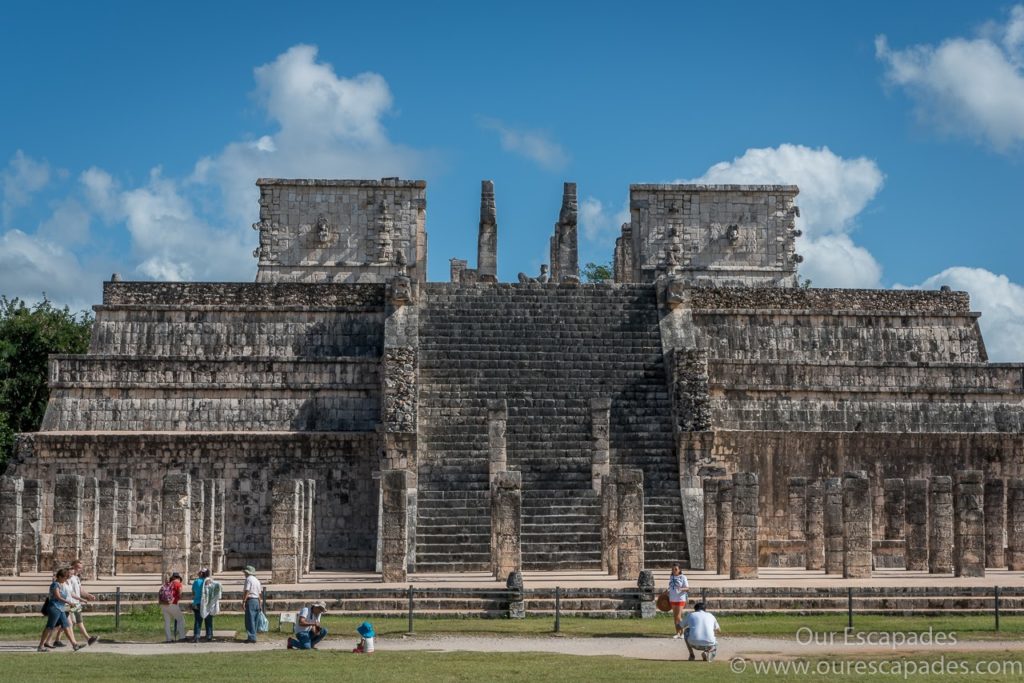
[0,651,1022,683]
[1,609,1021,642]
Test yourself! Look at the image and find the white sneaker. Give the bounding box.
[672,633,682,640]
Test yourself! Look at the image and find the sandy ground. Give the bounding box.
[2,633,1023,660]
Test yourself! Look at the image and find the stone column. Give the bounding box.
[212,479,226,573]
[600,474,618,574]
[805,480,825,571]
[0,476,24,575]
[928,476,954,574]
[78,477,99,579]
[203,479,215,571]
[97,480,119,577]
[788,477,807,541]
[716,479,734,576]
[114,477,134,552]
[1007,478,1024,571]
[953,470,985,577]
[616,469,644,580]
[54,474,85,569]
[506,570,525,619]
[19,479,42,574]
[296,481,306,579]
[823,477,843,574]
[304,479,316,573]
[190,479,206,573]
[491,471,522,581]
[905,479,929,571]
[883,478,905,540]
[488,399,507,483]
[271,479,301,584]
[842,471,872,579]
[477,179,498,281]
[984,479,1005,569]
[380,470,409,583]
[730,472,759,579]
[591,398,611,493]
[703,478,719,573]
[637,569,656,619]
[160,473,191,579]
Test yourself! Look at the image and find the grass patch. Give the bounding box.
[0,651,1022,683]
[1,610,1021,642]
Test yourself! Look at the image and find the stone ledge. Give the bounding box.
[257,177,426,188]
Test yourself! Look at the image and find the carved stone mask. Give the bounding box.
[390,275,412,305]
[726,224,740,245]
[316,215,330,243]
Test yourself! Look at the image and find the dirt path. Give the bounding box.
[3,634,1023,660]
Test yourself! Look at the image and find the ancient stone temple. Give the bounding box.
[7,177,1024,578]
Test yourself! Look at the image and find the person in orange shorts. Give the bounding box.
[667,563,689,639]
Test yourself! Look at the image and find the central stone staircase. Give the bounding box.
[416,283,685,572]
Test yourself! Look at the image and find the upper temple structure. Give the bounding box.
[5,176,1024,582]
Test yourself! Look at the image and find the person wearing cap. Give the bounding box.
[241,566,262,644]
[287,601,328,650]
[159,571,185,643]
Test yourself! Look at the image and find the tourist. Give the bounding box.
[667,563,689,639]
[242,565,262,643]
[352,621,375,654]
[198,569,222,642]
[37,568,84,652]
[286,601,328,650]
[190,568,213,642]
[50,559,99,647]
[683,602,721,662]
[158,571,186,642]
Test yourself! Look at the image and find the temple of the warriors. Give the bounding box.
[3,177,1024,583]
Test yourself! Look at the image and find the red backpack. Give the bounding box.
[158,582,175,605]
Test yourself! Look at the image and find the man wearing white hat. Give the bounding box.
[288,601,328,650]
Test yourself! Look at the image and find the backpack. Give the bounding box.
[158,583,175,605]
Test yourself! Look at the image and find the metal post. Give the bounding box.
[995,585,1001,632]
[847,587,854,630]
[554,586,561,633]
[407,585,414,634]
[115,587,121,631]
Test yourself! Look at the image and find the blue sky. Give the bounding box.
[2,1,1024,357]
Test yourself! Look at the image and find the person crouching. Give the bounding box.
[287,601,328,650]
[352,621,375,654]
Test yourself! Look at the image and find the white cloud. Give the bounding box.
[38,199,91,246]
[479,117,569,170]
[1,150,51,225]
[876,6,1024,151]
[0,229,95,309]
[580,196,629,245]
[899,267,1024,362]
[685,144,885,287]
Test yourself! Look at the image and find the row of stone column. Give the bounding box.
[701,472,761,579]
[268,478,317,583]
[160,474,226,580]
[788,471,1024,578]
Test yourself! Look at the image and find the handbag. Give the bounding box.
[257,610,270,633]
[40,597,50,616]
[656,591,672,613]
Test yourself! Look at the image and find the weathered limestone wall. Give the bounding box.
[254,178,427,284]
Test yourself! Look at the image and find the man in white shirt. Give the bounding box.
[242,566,263,644]
[683,602,721,662]
[287,601,328,650]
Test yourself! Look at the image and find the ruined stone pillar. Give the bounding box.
[716,479,734,576]
[703,478,719,573]
[823,477,843,574]
[842,471,872,579]
[506,570,525,619]
[730,472,759,579]
[591,398,611,493]
[160,473,191,579]
[600,474,618,575]
[97,480,119,577]
[883,478,905,540]
[805,480,825,571]
[114,477,134,552]
[637,569,656,619]
[551,182,579,282]
[0,476,24,575]
[1007,478,1024,571]
[488,399,507,483]
[19,479,42,574]
[477,180,498,282]
[296,481,306,579]
[80,477,99,579]
[189,479,206,574]
[202,479,216,571]
[984,479,1005,569]
[212,479,226,573]
[491,471,522,581]
[616,469,644,580]
[54,474,85,569]
[788,477,807,541]
[905,479,929,571]
[271,479,301,584]
[953,470,985,577]
[304,479,316,573]
[928,476,954,574]
[380,470,409,583]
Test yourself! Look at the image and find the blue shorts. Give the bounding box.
[45,605,69,630]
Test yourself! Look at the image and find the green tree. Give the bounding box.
[0,297,93,472]
[582,261,613,283]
